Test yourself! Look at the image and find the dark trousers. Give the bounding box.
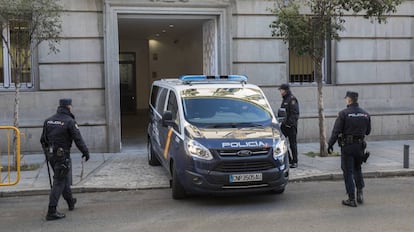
[49,159,73,207]
[281,125,298,164]
[341,143,365,195]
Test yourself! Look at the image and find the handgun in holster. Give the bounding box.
[56,147,65,160]
[55,147,70,179]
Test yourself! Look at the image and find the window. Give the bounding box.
[182,87,273,127]
[150,85,160,108]
[155,87,168,114]
[1,19,34,89]
[289,50,314,83]
[288,40,332,84]
[167,91,180,132]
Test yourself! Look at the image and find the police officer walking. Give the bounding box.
[40,99,90,220]
[328,91,371,207]
[279,84,300,168]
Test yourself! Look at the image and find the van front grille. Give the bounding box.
[214,161,275,172]
[217,148,270,157]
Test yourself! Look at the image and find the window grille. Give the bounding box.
[1,20,34,90]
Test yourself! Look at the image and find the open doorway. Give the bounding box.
[117,16,216,149]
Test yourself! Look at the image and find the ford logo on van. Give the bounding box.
[237,150,253,157]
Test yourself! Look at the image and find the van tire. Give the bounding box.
[147,139,160,166]
[172,161,186,199]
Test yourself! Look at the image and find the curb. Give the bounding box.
[0,185,171,198]
[1,170,413,198]
[290,169,414,182]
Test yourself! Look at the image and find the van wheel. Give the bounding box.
[271,188,285,194]
[147,139,160,166]
[172,161,186,200]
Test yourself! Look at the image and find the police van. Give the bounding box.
[147,75,289,199]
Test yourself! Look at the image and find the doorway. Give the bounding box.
[118,17,215,149]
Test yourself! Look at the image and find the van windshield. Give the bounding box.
[181,87,273,127]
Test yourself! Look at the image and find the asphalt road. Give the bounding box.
[1,177,414,232]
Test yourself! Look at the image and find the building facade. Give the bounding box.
[1,0,413,153]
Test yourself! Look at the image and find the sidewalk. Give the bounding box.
[1,140,413,197]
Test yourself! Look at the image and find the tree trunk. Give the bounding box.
[315,59,328,157]
[13,80,20,168]
[13,83,20,128]
[12,46,22,167]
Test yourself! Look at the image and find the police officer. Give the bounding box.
[40,99,90,220]
[279,83,300,168]
[328,91,371,207]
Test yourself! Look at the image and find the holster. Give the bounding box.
[49,147,71,180]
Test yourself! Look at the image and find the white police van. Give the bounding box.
[147,75,289,199]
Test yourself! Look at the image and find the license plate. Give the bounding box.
[229,173,262,183]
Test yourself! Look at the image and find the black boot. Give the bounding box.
[342,194,357,207]
[290,163,298,168]
[46,206,66,221]
[357,189,364,204]
[66,198,77,211]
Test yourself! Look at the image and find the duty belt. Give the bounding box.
[344,135,364,144]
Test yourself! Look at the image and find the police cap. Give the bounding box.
[344,91,358,100]
[279,83,290,91]
[59,98,72,107]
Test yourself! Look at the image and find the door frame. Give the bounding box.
[103,1,232,152]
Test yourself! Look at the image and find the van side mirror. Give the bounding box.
[162,111,175,127]
[277,108,286,123]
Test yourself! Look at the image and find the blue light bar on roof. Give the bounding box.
[179,75,248,82]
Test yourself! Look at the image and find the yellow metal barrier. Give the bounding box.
[0,126,21,186]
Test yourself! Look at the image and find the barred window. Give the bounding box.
[1,19,34,90]
[289,40,332,84]
[289,50,314,83]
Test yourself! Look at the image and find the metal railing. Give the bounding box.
[0,126,21,186]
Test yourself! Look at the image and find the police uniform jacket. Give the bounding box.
[40,106,89,156]
[280,91,300,128]
[328,102,371,147]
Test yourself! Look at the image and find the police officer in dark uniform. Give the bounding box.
[40,99,90,220]
[328,91,371,207]
[279,83,300,168]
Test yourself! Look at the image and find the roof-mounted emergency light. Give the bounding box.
[179,75,248,83]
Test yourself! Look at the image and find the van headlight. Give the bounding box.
[273,139,287,163]
[185,139,213,161]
